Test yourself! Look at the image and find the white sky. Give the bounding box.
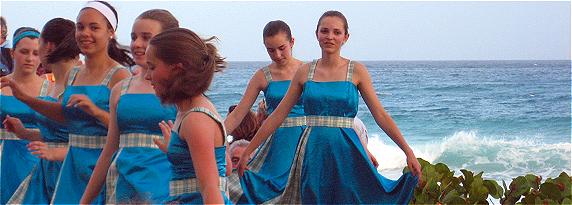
[1,1,570,61]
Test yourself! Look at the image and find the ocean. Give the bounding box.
[207,60,571,182]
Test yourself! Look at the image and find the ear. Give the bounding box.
[290,37,295,47]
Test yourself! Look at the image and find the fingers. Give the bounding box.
[153,138,168,153]
[167,120,174,128]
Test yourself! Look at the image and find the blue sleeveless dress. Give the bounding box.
[51,66,124,204]
[164,107,231,204]
[230,66,306,204]
[0,80,47,204]
[270,60,418,204]
[8,93,69,204]
[105,77,175,204]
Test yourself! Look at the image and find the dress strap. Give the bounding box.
[262,66,272,82]
[346,60,354,82]
[66,67,80,86]
[120,77,133,95]
[308,59,318,81]
[39,79,49,97]
[100,65,124,86]
[177,107,228,146]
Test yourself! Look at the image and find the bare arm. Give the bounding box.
[237,64,308,176]
[224,69,266,133]
[182,113,226,204]
[354,63,421,177]
[80,82,122,204]
[1,77,67,123]
[3,115,43,141]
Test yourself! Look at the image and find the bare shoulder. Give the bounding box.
[109,67,132,88]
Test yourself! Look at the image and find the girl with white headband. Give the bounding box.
[81,9,180,204]
[0,1,133,203]
[0,27,44,205]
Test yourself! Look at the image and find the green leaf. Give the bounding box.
[562,197,572,205]
[468,177,488,203]
[483,180,503,199]
[510,176,530,197]
[539,182,562,201]
[525,174,540,190]
[461,169,474,191]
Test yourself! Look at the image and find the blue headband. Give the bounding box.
[13,30,40,47]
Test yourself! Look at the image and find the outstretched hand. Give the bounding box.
[154,120,173,153]
[236,151,251,177]
[2,115,29,140]
[0,77,32,101]
[406,155,422,184]
[27,141,56,161]
[66,94,101,117]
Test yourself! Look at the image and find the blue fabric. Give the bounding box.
[167,132,227,180]
[295,79,418,204]
[164,110,229,204]
[264,80,304,117]
[239,80,306,203]
[17,96,68,204]
[113,94,175,203]
[50,85,111,204]
[0,95,39,204]
[165,192,232,205]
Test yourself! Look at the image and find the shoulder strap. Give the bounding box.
[307,59,318,81]
[178,107,228,146]
[39,79,49,96]
[262,66,272,82]
[346,60,354,82]
[66,67,80,86]
[101,65,124,86]
[120,77,133,95]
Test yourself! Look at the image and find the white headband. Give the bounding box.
[83,1,117,31]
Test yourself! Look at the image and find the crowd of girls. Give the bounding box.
[0,1,421,204]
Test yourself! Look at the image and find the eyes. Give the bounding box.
[131,33,153,42]
[267,45,287,53]
[18,48,39,56]
[76,23,103,32]
[319,28,343,35]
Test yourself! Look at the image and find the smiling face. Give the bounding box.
[131,18,162,67]
[264,32,294,66]
[12,37,40,75]
[316,16,349,54]
[75,8,114,56]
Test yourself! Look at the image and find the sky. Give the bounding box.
[1,1,570,61]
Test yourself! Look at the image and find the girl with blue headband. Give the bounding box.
[0,27,45,204]
[0,1,133,203]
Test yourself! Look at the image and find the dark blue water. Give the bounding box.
[208,60,571,181]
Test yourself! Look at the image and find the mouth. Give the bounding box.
[133,51,145,57]
[78,39,95,47]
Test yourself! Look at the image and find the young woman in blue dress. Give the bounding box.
[145,28,230,204]
[4,17,80,204]
[0,1,133,203]
[225,20,307,204]
[0,27,44,205]
[80,9,179,204]
[237,10,422,204]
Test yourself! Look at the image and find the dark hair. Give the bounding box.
[149,28,226,104]
[315,10,349,35]
[137,9,179,31]
[228,105,259,142]
[81,1,134,67]
[13,27,40,48]
[41,18,80,64]
[263,20,292,41]
[1,16,7,40]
